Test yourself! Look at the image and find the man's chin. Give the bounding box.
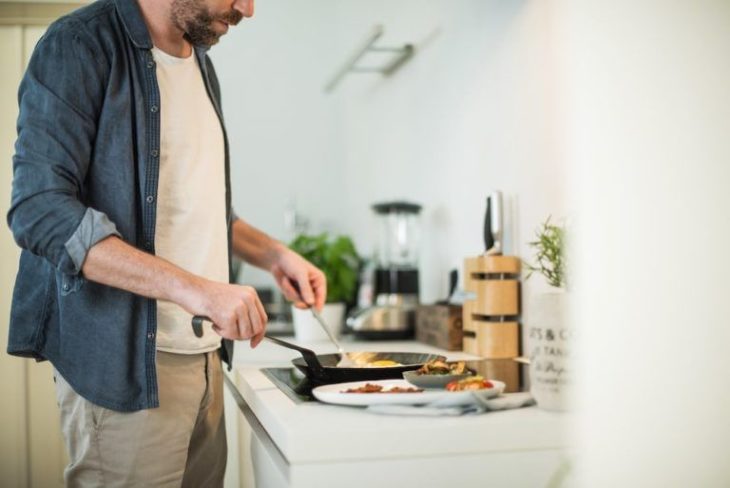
[184,31,222,47]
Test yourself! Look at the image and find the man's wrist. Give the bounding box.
[265,241,289,272]
[168,271,206,312]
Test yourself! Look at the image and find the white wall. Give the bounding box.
[555,0,730,485]
[329,0,564,302]
[209,0,343,286]
[213,0,565,303]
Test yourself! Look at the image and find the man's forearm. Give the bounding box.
[231,218,327,309]
[81,236,202,308]
[231,218,286,271]
[81,236,268,344]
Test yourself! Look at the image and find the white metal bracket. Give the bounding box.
[324,25,414,93]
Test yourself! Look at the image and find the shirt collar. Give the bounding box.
[114,0,214,56]
[114,0,152,49]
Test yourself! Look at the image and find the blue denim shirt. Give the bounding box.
[6,0,234,412]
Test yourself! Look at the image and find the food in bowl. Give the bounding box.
[342,383,423,394]
[416,359,469,376]
[445,375,494,391]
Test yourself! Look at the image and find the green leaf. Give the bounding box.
[525,216,566,289]
[289,233,362,303]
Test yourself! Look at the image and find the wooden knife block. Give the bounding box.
[463,255,522,392]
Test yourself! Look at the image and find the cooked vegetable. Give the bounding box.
[445,375,493,391]
[449,361,467,375]
[417,360,469,375]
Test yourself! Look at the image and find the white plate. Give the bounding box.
[312,379,505,407]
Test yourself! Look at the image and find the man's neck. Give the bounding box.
[136,0,192,58]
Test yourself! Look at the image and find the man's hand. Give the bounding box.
[270,248,327,310]
[229,217,326,309]
[179,279,268,348]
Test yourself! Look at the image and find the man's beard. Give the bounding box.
[170,0,243,47]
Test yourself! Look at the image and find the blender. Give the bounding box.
[347,201,422,339]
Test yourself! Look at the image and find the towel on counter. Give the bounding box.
[366,392,536,417]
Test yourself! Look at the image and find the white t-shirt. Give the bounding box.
[152,46,227,353]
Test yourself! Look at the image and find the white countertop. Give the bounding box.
[230,337,568,465]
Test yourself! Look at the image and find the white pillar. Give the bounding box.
[554,1,730,485]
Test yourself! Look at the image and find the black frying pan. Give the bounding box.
[191,316,445,384]
[264,335,446,384]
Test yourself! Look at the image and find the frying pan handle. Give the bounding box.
[264,335,326,378]
[192,315,208,338]
[191,317,326,379]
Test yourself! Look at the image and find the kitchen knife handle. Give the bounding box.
[489,191,503,255]
[448,269,458,297]
[484,196,494,252]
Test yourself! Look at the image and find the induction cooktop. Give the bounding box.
[260,367,319,404]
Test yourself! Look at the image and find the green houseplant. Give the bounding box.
[524,216,571,411]
[288,233,361,340]
[289,233,361,303]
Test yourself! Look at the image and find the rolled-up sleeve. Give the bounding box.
[7,21,119,276]
[64,208,120,274]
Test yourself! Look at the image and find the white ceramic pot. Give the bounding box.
[525,291,572,411]
[291,303,346,342]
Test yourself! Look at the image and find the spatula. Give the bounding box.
[307,306,356,368]
[289,279,355,367]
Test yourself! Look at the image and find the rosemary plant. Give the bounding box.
[525,216,565,289]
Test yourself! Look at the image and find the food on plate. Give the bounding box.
[445,375,493,391]
[343,383,383,393]
[342,383,423,394]
[416,359,469,376]
[382,385,422,393]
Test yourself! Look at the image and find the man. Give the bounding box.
[6,0,325,486]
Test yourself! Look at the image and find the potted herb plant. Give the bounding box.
[288,233,361,341]
[524,217,571,411]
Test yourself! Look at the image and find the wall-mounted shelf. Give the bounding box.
[324,25,414,93]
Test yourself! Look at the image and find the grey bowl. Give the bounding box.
[402,370,473,389]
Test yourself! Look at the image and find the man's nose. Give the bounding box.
[233,0,254,18]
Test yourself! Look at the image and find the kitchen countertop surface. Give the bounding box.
[230,337,568,465]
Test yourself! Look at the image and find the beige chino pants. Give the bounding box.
[54,351,226,488]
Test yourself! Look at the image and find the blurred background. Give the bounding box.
[214,0,564,304]
[1,0,729,486]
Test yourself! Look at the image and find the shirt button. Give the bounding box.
[62,283,70,291]
[150,105,158,113]
[147,332,155,340]
[150,149,159,157]
[145,240,152,248]
[146,195,154,203]
[147,60,155,69]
